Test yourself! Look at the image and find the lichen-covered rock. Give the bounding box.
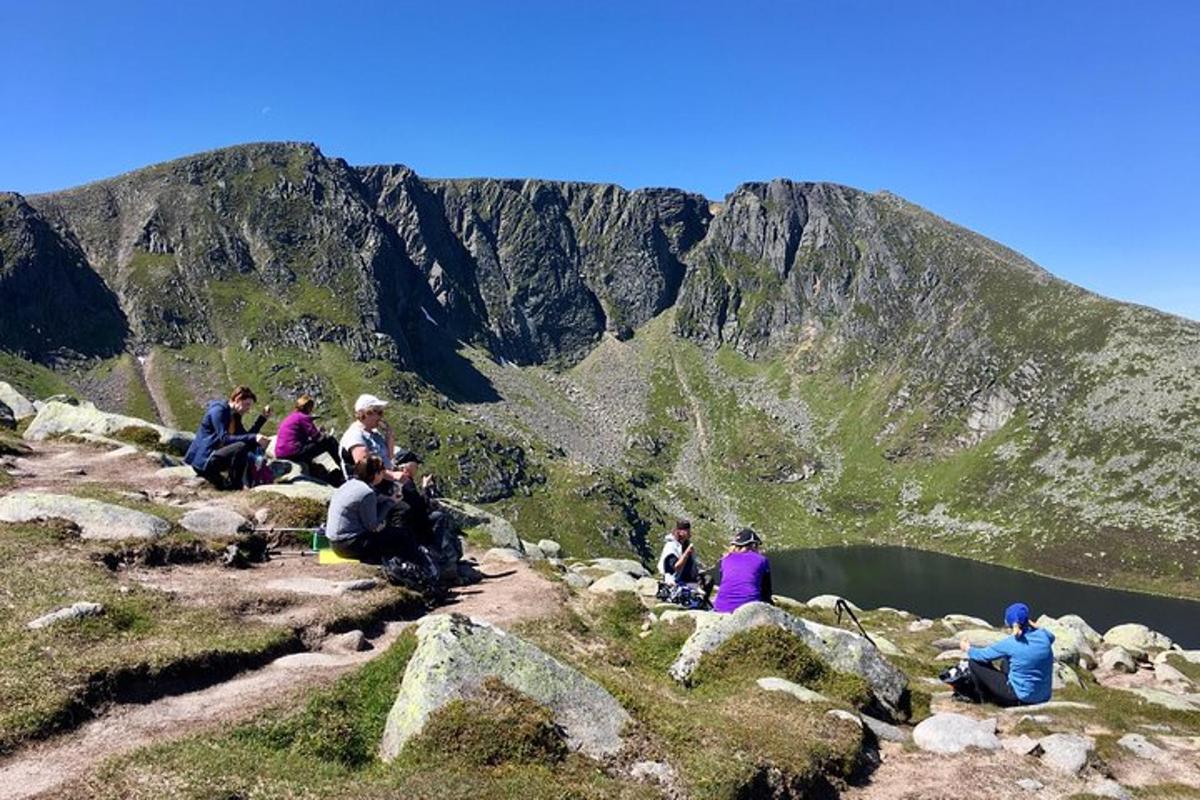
[668,602,908,714]
[536,539,562,559]
[437,499,523,551]
[806,594,861,612]
[1038,733,1093,774]
[250,480,334,504]
[0,381,36,420]
[1099,646,1139,674]
[1117,733,1167,762]
[0,491,169,541]
[1103,623,1173,659]
[588,572,640,595]
[941,614,993,630]
[23,401,191,454]
[179,506,251,538]
[588,558,648,578]
[27,601,104,630]
[1040,613,1102,648]
[380,614,630,761]
[520,540,546,561]
[1035,616,1096,666]
[912,713,1000,754]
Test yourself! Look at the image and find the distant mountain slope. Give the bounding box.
[3,142,1198,598]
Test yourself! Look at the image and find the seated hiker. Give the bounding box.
[951,602,1055,707]
[325,455,414,564]
[712,528,773,614]
[184,385,271,490]
[339,393,404,493]
[274,394,344,486]
[391,450,466,583]
[655,520,713,608]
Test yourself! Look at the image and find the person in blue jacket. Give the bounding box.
[956,602,1055,706]
[184,385,271,490]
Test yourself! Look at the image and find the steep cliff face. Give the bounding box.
[360,167,709,364]
[0,193,127,362]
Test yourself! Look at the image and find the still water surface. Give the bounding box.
[769,546,1200,647]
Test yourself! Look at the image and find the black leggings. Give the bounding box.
[963,659,1021,707]
[200,441,254,490]
[289,436,344,486]
[330,527,418,565]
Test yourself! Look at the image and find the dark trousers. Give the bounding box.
[963,659,1021,707]
[201,441,253,490]
[289,436,344,486]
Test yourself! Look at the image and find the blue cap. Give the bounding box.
[1004,602,1030,629]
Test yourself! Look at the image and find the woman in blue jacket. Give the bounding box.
[956,602,1055,706]
[184,385,271,490]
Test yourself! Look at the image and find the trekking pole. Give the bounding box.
[834,598,877,648]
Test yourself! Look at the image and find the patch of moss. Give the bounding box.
[690,626,872,708]
[400,677,567,767]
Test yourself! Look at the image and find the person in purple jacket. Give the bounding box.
[274,395,344,486]
[713,528,773,614]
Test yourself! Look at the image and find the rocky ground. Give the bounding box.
[0,388,1198,798]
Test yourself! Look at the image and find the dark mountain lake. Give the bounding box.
[768,545,1200,648]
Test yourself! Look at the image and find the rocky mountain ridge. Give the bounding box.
[3,141,1200,599]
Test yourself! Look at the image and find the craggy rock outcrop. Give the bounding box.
[668,601,908,714]
[0,381,36,420]
[0,491,170,540]
[0,193,127,362]
[380,614,630,761]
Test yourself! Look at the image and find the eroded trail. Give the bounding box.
[0,550,561,800]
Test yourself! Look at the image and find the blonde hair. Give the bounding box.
[295,394,315,414]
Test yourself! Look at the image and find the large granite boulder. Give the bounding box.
[588,558,649,578]
[23,401,192,454]
[0,491,170,540]
[1102,623,1173,659]
[380,614,630,761]
[437,498,524,551]
[1099,646,1139,674]
[1038,733,1093,774]
[0,381,36,420]
[588,572,640,595]
[668,602,908,714]
[1036,616,1096,667]
[1040,613,1102,648]
[912,713,1000,754]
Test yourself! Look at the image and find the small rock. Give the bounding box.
[482,547,524,563]
[861,714,910,743]
[1038,733,1093,774]
[635,577,660,597]
[180,506,252,539]
[1117,733,1167,761]
[913,713,1000,754]
[933,629,1005,650]
[588,572,640,595]
[588,558,648,578]
[253,508,272,525]
[756,677,830,703]
[908,618,935,632]
[1002,735,1042,755]
[251,481,334,504]
[322,630,368,653]
[1099,646,1139,674]
[520,540,546,561]
[563,573,591,590]
[1103,623,1173,659]
[28,602,104,630]
[870,634,903,657]
[1015,778,1043,792]
[1154,661,1193,689]
[807,594,860,612]
[536,539,562,559]
[941,614,993,629]
[1053,662,1082,689]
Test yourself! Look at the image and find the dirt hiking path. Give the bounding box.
[0,554,559,800]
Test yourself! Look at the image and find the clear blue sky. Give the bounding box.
[3,1,1197,319]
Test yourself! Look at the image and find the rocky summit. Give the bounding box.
[3,141,1200,599]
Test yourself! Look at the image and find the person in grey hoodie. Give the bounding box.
[326,456,410,563]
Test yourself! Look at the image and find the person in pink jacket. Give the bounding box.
[274,395,344,486]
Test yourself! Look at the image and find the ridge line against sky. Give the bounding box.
[2,1,1197,320]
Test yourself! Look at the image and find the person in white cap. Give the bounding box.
[339,394,403,488]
